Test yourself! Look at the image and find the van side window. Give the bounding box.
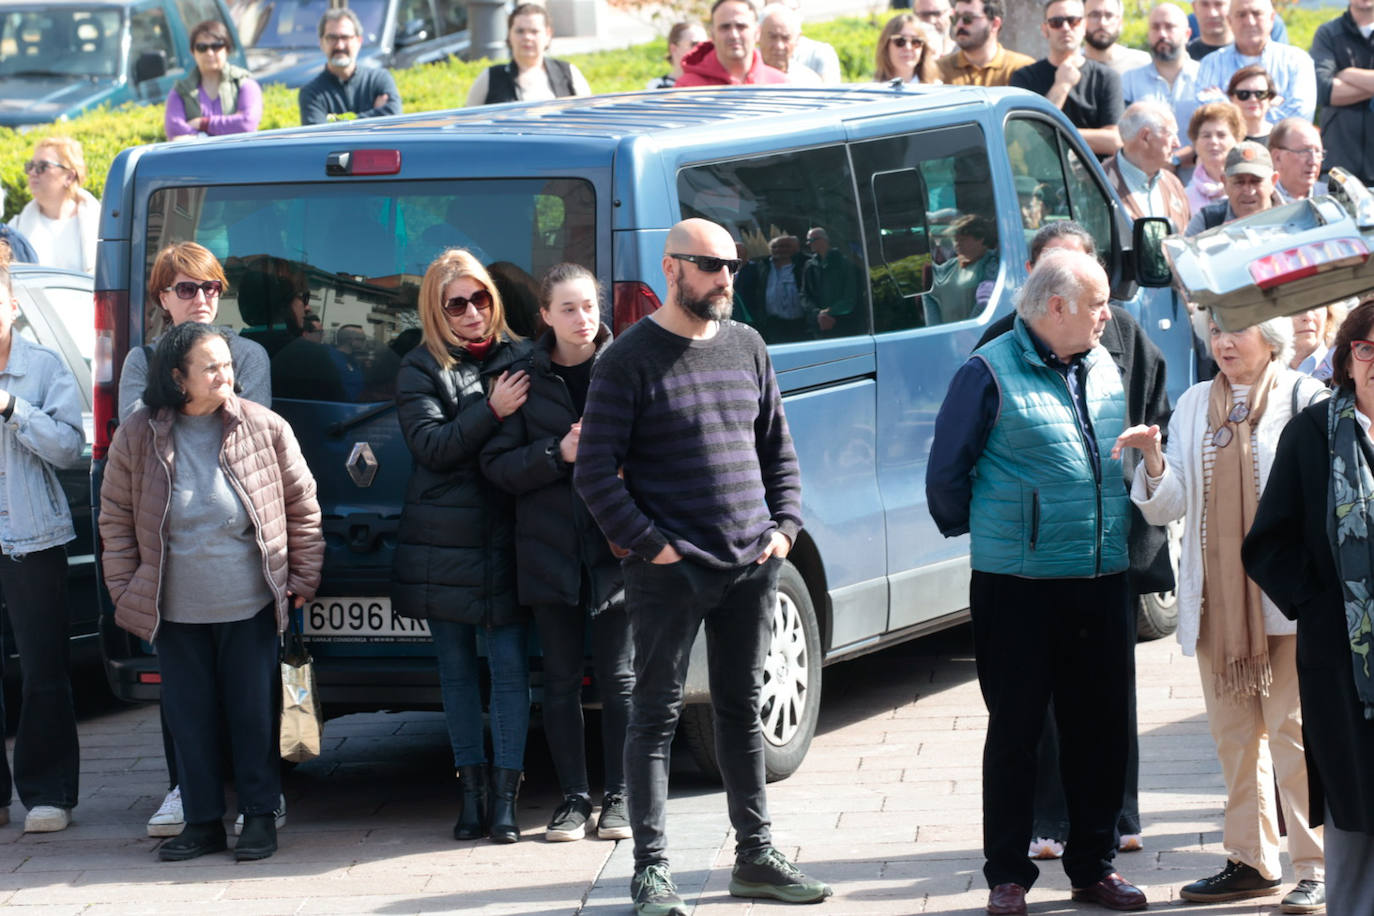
[1005,117,1113,255]
[436,0,468,35]
[850,124,1000,333]
[677,146,865,343]
[129,5,177,78]
[173,0,225,34]
[396,0,437,43]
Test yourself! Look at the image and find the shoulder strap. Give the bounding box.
[1292,375,1332,416]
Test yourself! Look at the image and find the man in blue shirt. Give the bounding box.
[298,8,403,125]
[1123,3,1200,162]
[1194,0,1314,123]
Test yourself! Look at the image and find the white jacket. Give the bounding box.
[8,187,99,274]
[1131,368,1325,656]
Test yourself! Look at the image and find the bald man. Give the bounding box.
[1122,3,1201,152]
[574,219,831,916]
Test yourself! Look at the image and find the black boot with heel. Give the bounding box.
[488,767,522,844]
[454,764,489,840]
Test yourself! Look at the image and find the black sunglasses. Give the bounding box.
[1230,88,1273,101]
[669,253,743,275]
[890,35,924,48]
[953,12,986,24]
[1045,14,1083,28]
[443,288,494,316]
[164,280,223,300]
[193,41,227,53]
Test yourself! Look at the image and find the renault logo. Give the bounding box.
[345,442,379,488]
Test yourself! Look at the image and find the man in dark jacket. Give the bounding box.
[801,227,860,336]
[1312,1,1374,187]
[298,8,402,124]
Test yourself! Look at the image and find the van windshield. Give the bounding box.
[0,8,124,79]
[143,179,595,403]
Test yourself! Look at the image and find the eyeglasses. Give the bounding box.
[1275,146,1325,161]
[669,253,743,275]
[1352,340,1374,362]
[890,35,924,47]
[323,32,358,44]
[296,289,312,305]
[164,280,223,300]
[1045,15,1083,28]
[442,288,494,316]
[23,159,67,175]
[1229,88,1273,101]
[953,12,987,25]
[1211,402,1251,449]
[193,41,227,53]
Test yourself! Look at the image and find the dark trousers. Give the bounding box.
[1032,586,1141,840]
[0,546,79,809]
[970,570,1132,891]
[532,601,633,798]
[156,604,280,824]
[623,556,780,870]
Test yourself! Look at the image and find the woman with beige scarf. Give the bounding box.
[1113,314,1328,914]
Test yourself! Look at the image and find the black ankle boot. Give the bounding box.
[159,820,227,861]
[454,764,489,840]
[235,814,278,861]
[488,767,522,844]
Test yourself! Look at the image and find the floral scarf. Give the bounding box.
[1325,388,1374,720]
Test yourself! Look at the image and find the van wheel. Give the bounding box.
[680,561,822,783]
[1137,520,1182,641]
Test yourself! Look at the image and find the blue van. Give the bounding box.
[92,86,1190,779]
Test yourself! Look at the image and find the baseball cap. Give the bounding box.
[1224,141,1273,179]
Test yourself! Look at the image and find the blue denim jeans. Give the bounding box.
[429,619,530,771]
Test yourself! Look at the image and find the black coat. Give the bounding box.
[1243,399,1374,833]
[392,337,531,627]
[480,327,621,610]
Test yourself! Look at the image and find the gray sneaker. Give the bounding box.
[729,846,833,903]
[597,793,631,840]
[631,863,688,916]
[1280,879,1326,914]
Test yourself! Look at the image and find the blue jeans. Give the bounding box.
[429,619,530,771]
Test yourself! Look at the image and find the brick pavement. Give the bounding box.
[0,627,1315,914]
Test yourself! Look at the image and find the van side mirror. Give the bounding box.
[1133,216,1173,287]
[133,50,167,84]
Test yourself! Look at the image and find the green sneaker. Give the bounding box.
[729,846,833,903]
[631,863,688,916]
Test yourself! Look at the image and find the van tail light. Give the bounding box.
[93,289,128,461]
[1248,238,1370,290]
[612,281,661,336]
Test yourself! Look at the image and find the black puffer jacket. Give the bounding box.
[392,336,532,626]
[480,326,621,610]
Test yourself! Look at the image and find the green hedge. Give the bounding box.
[0,9,1341,221]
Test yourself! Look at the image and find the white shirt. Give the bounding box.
[14,209,83,274]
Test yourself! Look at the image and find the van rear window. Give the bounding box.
[143,179,595,403]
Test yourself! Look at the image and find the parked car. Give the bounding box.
[0,0,247,128]
[3,264,95,667]
[92,86,1186,781]
[231,0,468,88]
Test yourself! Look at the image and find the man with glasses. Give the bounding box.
[914,0,956,57]
[677,0,788,86]
[1010,0,1125,156]
[1083,0,1149,75]
[1311,0,1374,188]
[1194,0,1314,124]
[298,8,402,125]
[575,218,830,916]
[936,0,1033,86]
[1268,118,1327,201]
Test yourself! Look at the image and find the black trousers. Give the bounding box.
[0,546,79,810]
[970,570,1132,890]
[532,600,633,797]
[156,604,280,825]
[622,556,779,871]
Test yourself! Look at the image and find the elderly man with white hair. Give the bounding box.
[776,0,841,83]
[1103,100,1193,229]
[758,4,823,83]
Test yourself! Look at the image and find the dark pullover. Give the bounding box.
[573,317,802,568]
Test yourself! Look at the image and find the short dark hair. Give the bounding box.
[957,0,1003,22]
[952,213,997,249]
[508,2,550,30]
[711,0,757,19]
[143,322,237,411]
[1332,298,1374,390]
[1029,220,1097,265]
[188,19,233,53]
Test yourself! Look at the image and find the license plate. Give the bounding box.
[302,597,431,643]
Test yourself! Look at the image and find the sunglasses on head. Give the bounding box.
[669,253,743,275]
[890,35,924,48]
[194,41,226,53]
[165,280,223,300]
[1230,88,1273,101]
[1045,14,1083,28]
[23,159,67,175]
[443,288,494,316]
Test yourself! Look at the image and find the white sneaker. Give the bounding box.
[24,805,71,833]
[1027,836,1064,859]
[147,787,184,838]
[234,794,286,835]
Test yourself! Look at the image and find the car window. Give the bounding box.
[143,178,595,402]
[0,8,123,79]
[36,285,96,373]
[1005,117,1114,256]
[677,145,866,343]
[434,0,466,36]
[233,0,388,49]
[129,5,178,75]
[173,0,225,34]
[850,124,1000,332]
[395,0,436,43]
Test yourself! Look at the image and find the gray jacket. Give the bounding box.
[0,334,85,555]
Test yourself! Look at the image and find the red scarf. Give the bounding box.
[462,336,494,360]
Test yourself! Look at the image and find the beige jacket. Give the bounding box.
[99,396,323,642]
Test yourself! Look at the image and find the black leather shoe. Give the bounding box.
[1180,860,1280,902]
[1071,872,1148,911]
[158,820,227,861]
[488,767,522,844]
[234,814,278,861]
[454,764,489,840]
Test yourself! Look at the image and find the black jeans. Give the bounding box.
[970,571,1132,891]
[0,546,79,810]
[533,601,633,798]
[157,604,280,824]
[623,556,779,870]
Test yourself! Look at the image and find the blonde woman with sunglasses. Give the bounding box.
[7,137,98,274]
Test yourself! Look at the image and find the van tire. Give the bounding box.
[1136,520,1182,641]
[680,560,822,783]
